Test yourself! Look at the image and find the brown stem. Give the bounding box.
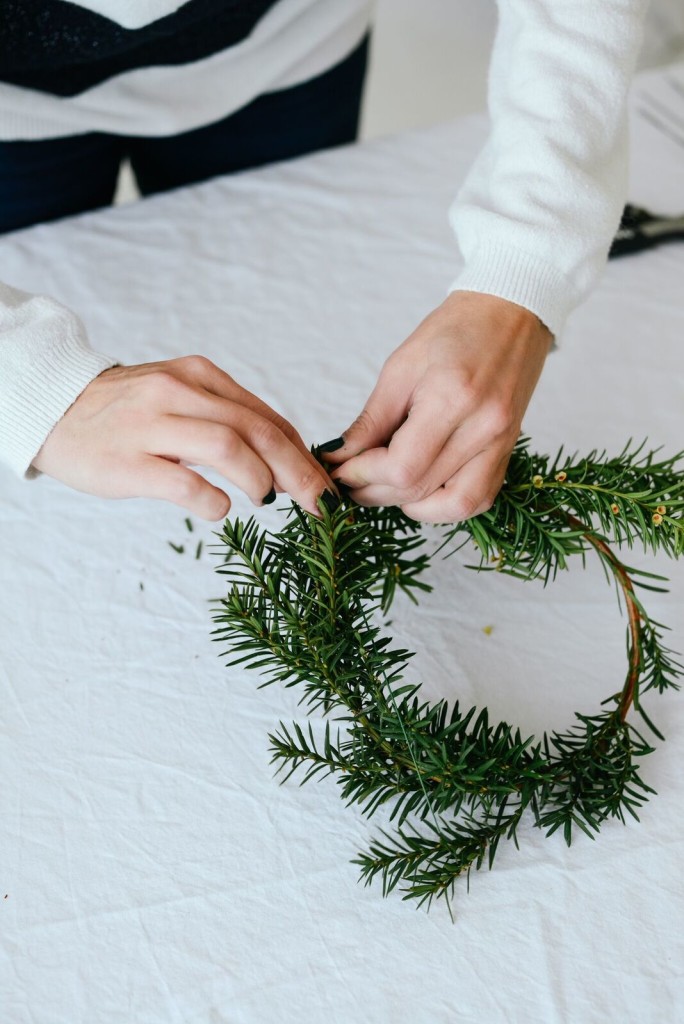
[565,513,642,723]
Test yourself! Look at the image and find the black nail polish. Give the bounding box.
[262,487,276,505]
[318,437,345,453]
[320,490,341,513]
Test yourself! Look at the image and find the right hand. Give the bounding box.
[32,355,333,520]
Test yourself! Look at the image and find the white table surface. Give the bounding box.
[1,68,683,1024]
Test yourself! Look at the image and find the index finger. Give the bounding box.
[177,355,328,485]
[331,391,458,495]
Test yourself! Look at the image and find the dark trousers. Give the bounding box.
[0,35,369,234]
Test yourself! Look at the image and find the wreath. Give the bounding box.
[211,438,683,916]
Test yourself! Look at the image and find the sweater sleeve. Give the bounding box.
[0,281,117,478]
[449,0,649,337]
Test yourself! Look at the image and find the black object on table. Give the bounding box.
[609,203,684,258]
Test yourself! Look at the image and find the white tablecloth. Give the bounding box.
[1,69,683,1024]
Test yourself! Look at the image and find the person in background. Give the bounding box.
[0,1,650,523]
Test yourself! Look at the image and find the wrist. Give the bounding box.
[440,290,553,348]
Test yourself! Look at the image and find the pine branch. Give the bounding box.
[211,438,683,911]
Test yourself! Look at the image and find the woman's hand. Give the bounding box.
[323,291,553,523]
[32,355,333,519]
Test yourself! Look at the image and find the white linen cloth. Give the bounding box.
[0,68,683,1023]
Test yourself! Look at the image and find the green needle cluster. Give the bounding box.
[210,438,683,912]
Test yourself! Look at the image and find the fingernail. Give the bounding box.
[262,487,276,505]
[318,437,345,453]
[320,489,341,513]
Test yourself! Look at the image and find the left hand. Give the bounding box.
[322,290,553,523]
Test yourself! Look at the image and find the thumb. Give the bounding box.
[318,371,408,465]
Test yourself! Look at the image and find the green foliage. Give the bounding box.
[211,438,683,913]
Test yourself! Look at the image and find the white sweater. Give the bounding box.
[0,0,649,478]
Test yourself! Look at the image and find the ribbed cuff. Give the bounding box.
[0,313,116,478]
[448,243,575,340]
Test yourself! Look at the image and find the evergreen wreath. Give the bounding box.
[211,438,683,915]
